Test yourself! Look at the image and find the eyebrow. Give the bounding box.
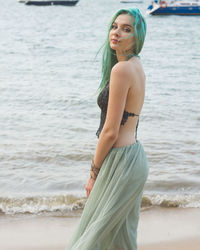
[113,22,133,28]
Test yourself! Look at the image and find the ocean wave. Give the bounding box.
[142,193,200,208]
[0,193,200,215]
[0,194,86,215]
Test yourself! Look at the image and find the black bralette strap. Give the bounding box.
[135,118,139,141]
[124,111,139,117]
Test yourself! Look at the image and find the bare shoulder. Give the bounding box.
[112,61,133,74]
[131,58,146,78]
[111,61,134,83]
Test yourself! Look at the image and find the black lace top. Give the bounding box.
[96,84,139,138]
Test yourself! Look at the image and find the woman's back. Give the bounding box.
[113,57,145,147]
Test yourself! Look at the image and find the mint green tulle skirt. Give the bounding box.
[67,141,149,250]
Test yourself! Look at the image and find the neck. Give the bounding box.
[116,50,137,62]
[116,51,128,62]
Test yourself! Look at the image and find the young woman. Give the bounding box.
[67,8,148,250]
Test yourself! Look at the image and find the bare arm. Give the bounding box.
[85,62,133,197]
[93,62,132,168]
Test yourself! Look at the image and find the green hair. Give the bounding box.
[98,8,146,91]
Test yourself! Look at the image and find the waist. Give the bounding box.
[113,132,137,148]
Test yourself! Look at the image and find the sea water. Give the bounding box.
[0,0,200,215]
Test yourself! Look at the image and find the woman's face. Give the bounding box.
[109,14,135,55]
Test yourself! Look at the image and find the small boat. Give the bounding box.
[147,0,200,15]
[25,0,79,6]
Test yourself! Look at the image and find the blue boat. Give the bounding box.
[147,0,200,15]
[25,0,79,5]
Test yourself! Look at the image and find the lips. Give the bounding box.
[111,39,118,44]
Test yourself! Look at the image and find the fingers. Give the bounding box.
[85,185,91,198]
[85,177,94,198]
[85,186,90,198]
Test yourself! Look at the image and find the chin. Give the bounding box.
[110,44,117,51]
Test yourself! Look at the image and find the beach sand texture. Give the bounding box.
[1,207,200,250]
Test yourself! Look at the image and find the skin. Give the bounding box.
[110,14,135,61]
[85,14,146,198]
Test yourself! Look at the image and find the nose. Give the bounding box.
[113,27,121,36]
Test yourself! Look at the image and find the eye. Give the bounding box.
[124,27,131,33]
[111,24,117,30]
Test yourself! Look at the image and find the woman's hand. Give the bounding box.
[85,176,95,198]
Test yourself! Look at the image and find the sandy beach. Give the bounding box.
[0,207,200,250]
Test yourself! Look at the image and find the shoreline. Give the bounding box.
[141,237,200,250]
[0,207,200,250]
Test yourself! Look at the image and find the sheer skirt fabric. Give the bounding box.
[67,141,148,250]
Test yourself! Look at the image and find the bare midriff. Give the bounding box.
[113,117,138,148]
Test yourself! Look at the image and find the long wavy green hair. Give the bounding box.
[99,8,146,91]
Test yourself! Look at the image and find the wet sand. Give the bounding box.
[0,207,200,250]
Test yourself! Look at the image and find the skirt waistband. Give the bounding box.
[111,140,139,152]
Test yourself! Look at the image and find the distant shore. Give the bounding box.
[0,207,200,250]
